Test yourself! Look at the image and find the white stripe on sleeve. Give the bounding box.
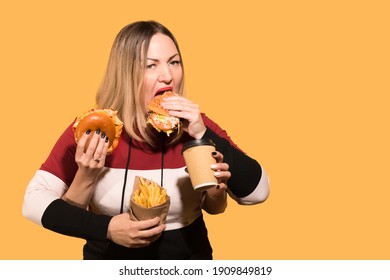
[22,170,68,226]
[228,167,270,205]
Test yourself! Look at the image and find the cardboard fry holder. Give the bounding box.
[129,176,170,225]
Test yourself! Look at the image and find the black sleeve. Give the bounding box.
[41,199,112,242]
[202,127,262,198]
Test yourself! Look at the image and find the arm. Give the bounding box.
[22,170,112,241]
[21,125,112,240]
[22,170,165,246]
[202,126,270,205]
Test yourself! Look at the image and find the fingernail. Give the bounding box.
[211,164,218,169]
[101,132,106,138]
[86,129,91,134]
[96,129,101,135]
[214,171,220,176]
[212,151,217,156]
[105,137,109,143]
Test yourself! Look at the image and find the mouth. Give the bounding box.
[155,87,173,97]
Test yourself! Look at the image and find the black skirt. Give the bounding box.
[83,215,213,260]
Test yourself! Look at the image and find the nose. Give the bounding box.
[158,65,173,84]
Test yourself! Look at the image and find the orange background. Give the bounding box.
[1,0,389,259]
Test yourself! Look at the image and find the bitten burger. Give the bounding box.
[147,91,181,136]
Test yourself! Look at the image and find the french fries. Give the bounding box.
[132,177,168,208]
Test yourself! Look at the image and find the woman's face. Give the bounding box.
[143,33,183,109]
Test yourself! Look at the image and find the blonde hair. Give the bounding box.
[96,21,185,146]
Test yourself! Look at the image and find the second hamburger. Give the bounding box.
[73,108,123,154]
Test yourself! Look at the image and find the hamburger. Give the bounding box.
[73,108,123,154]
[147,91,181,136]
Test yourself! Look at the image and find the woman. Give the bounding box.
[22,20,270,259]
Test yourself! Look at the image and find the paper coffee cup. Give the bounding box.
[181,139,218,191]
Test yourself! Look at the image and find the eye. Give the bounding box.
[169,60,181,66]
[146,63,157,69]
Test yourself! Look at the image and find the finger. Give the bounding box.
[211,162,230,172]
[84,129,102,158]
[100,136,110,160]
[163,104,198,119]
[216,183,228,191]
[162,100,197,111]
[136,216,161,230]
[161,98,199,115]
[135,217,165,238]
[132,234,163,248]
[75,130,92,158]
[213,170,231,181]
[93,133,109,165]
[138,224,166,240]
[211,151,224,163]
[161,95,190,104]
[129,230,164,248]
[127,239,152,248]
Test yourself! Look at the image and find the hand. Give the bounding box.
[75,129,109,180]
[207,151,230,197]
[161,95,206,139]
[107,213,166,248]
[61,129,110,207]
[201,151,229,214]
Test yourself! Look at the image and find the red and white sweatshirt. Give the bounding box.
[22,114,269,243]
